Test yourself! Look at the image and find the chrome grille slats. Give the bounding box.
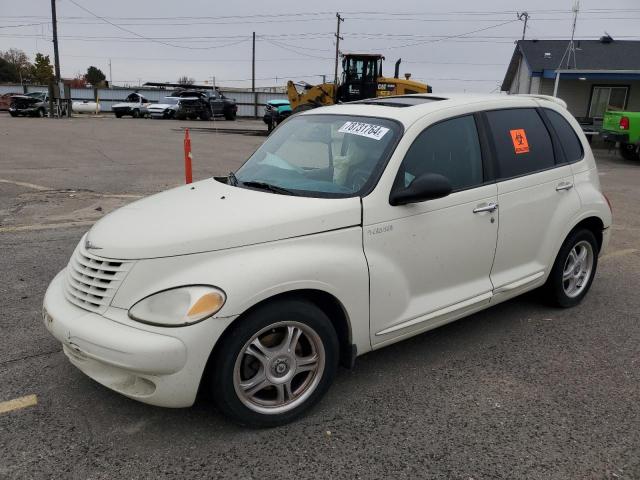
[64,241,133,313]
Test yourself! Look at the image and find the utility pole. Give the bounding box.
[513,11,529,94]
[518,11,529,40]
[50,0,61,117]
[333,13,344,101]
[252,31,257,117]
[108,58,112,87]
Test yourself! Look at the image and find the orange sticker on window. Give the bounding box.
[510,129,529,154]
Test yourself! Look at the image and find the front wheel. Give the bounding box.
[131,109,140,118]
[224,109,236,120]
[211,299,339,427]
[544,229,599,308]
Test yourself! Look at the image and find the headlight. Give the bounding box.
[128,286,226,327]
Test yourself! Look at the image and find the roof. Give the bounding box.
[501,39,640,91]
[301,93,565,128]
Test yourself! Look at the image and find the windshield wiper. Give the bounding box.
[228,171,239,186]
[240,181,296,196]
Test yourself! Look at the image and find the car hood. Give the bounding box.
[86,178,362,260]
[149,103,175,110]
[113,102,143,108]
[11,95,41,104]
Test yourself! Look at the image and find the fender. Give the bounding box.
[111,226,372,355]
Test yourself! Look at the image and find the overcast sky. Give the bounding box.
[1,0,638,92]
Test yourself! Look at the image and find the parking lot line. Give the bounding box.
[0,394,38,414]
[0,221,95,234]
[0,178,49,191]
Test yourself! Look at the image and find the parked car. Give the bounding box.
[112,93,151,118]
[0,92,22,111]
[169,90,212,120]
[43,94,611,427]
[601,109,640,161]
[170,88,237,120]
[263,99,292,132]
[8,92,49,117]
[148,96,181,119]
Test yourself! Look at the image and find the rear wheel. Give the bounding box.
[211,299,339,427]
[9,111,17,117]
[200,109,211,121]
[114,112,123,118]
[131,109,140,118]
[620,142,640,161]
[224,109,236,121]
[544,229,598,308]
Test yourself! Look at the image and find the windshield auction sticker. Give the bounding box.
[510,128,530,154]
[339,121,389,140]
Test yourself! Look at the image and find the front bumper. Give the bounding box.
[43,270,235,408]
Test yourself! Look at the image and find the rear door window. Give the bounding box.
[543,109,584,163]
[485,108,555,179]
[399,115,484,191]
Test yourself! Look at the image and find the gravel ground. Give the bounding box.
[0,114,638,479]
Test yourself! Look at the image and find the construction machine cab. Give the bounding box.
[338,54,384,103]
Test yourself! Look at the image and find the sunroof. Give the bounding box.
[351,96,446,107]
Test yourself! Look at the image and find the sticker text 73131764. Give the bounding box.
[339,121,390,141]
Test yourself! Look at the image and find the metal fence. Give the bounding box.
[0,84,288,117]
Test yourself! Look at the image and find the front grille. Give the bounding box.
[64,241,133,313]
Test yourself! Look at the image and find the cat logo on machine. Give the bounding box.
[509,128,530,154]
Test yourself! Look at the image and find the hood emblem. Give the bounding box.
[85,239,102,250]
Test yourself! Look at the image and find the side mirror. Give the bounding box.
[389,173,452,206]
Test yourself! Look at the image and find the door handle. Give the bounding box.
[473,202,498,213]
[556,181,574,191]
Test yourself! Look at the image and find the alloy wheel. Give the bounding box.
[562,240,594,298]
[233,321,325,415]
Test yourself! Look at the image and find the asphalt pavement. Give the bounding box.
[0,114,638,479]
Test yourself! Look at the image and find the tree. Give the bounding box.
[84,66,106,87]
[0,58,19,83]
[68,73,87,88]
[0,48,32,83]
[178,75,195,86]
[30,53,54,84]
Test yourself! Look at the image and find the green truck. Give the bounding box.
[601,110,640,161]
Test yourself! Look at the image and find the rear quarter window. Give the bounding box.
[486,108,555,179]
[543,109,584,163]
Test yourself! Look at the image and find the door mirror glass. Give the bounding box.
[390,173,452,206]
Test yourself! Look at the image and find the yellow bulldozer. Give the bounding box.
[287,53,431,112]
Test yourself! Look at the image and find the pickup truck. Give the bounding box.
[601,110,640,161]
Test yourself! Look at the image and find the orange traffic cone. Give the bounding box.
[184,128,193,184]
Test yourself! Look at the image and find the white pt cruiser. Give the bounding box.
[44,94,612,427]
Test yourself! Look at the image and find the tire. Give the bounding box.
[200,109,211,121]
[544,229,599,308]
[620,143,640,162]
[176,112,187,120]
[211,299,339,427]
[131,109,140,119]
[224,109,236,121]
[115,112,123,118]
[9,111,17,117]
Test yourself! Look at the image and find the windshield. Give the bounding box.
[163,97,179,105]
[235,114,401,198]
[26,92,45,99]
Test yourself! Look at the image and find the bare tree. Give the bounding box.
[178,75,195,86]
[0,48,33,83]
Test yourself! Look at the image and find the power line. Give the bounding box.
[65,0,251,50]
